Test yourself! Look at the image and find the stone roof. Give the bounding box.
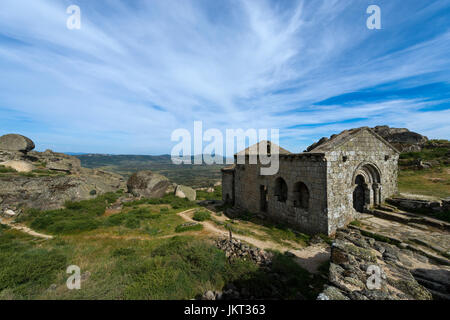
[307,127,400,153]
[235,140,291,156]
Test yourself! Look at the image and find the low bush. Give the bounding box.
[193,210,210,222]
[25,192,120,234]
[0,165,17,173]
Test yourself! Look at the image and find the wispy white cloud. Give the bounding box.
[0,0,449,153]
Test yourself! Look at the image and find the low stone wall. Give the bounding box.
[387,197,450,213]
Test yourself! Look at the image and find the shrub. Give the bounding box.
[125,217,140,229]
[0,165,17,173]
[193,210,210,222]
[24,192,120,235]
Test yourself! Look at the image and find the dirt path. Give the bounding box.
[0,217,53,239]
[177,209,330,273]
[0,208,329,272]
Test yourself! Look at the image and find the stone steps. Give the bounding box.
[369,208,450,231]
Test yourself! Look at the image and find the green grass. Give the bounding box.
[18,192,197,236]
[238,215,311,246]
[192,210,211,222]
[0,188,325,300]
[0,165,17,173]
[398,167,450,198]
[105,207,161,229]
[18,192,120,235]
[196,186,222,201]
[0,200,321,300]
[0,230,67,299]
[350,220,362,227]
[122,194,197,210]
[175,223,203,233]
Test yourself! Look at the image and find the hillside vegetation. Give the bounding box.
[0,191,325,300]
[398,139,450,199]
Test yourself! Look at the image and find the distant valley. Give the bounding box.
[75,154,228,188]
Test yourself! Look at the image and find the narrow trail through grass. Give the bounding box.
[176,208,330,273]
[0,217,53,239]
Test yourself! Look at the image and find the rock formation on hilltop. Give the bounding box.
[371,126,428,152]
[0,134,35,152]
[0,134,126,211]
[306,126,429,152]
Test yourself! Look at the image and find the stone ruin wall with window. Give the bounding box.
[230,155,329,235]
[222,128,399,236]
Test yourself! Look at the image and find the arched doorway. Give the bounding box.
[353,175,366,212]
[352,163,382,212]
[274,177,288,202]
[293,182,309,209]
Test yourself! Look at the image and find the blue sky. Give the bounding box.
[0,0,449,154]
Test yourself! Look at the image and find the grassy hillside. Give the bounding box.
[76,154,226,188]
[398,139,450,199]
[0,192,325,300]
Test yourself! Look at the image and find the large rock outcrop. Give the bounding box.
[0,134,126,211]
[0,168,126,211]
[318,228,434,300]
[127,170,170,198]
[174,185,196,201]
[372,126,428,152]
[0,134,35,152]
[0,160,35,173]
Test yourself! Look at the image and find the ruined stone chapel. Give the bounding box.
[221,127,400,236]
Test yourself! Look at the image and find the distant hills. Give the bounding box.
[75,154,228,188]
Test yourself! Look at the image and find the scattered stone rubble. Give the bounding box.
[318,228,445,300]
[215,238,273,266]
[200,238,275,300]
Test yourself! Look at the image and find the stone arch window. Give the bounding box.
[274,177,288,203]
[293,182,309,209]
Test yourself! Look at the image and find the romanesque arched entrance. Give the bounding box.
[352,163,382,212]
